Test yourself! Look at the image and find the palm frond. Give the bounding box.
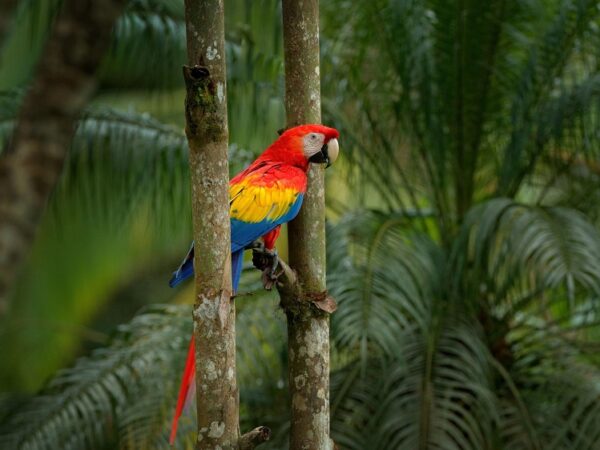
[101,0,285,91]
[0,279,295,450]
[0,0,185,89]
[331,321,497,450]
[100,8,186,89]
[0,305,190,450]
[498,0,600,196]
[496,309,600,450]
[236,288,290,449]
[454,198,600,315]
[327,210,444,367]
[322,0,600,230]
[534,74,600,159]
[0,0,61,89]
[0,90,191,229]
[0,92,192,392]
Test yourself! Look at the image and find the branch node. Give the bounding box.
[190,65,210,79]
[238,426,271,449]
[265,258,337,316]
[308,291,337,314]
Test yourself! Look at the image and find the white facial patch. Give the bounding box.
[302,132,326,158]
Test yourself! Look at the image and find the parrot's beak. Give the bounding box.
[309,138,340,168]
[326,138,339,168]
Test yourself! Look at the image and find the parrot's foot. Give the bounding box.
[251,244,281,290]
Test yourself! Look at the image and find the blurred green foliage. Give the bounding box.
[1,0,600,449]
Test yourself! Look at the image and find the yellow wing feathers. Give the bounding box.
[229,179,299,223]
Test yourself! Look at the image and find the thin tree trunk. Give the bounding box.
[281,1,334,449]
[183,1,235,448]
[183,1,269,448]
[0,0,126,314]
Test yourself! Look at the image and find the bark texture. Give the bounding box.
[0,0,126,314]
[184,2,269,449]
[281,1,333,449]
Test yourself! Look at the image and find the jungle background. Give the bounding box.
[1,0,600,449]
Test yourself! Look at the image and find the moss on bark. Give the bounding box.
[281,1,333,448]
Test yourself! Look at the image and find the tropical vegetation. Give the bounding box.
[1,0,600,449]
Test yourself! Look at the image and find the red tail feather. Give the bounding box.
[169,336,196,445]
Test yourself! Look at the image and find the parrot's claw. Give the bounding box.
[251,246,280,290]
[261,267,283,290]
[248,240,265,251]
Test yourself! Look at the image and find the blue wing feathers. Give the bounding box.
[231,249,244,292]
[169,242,195,288]
[169,193,304,289]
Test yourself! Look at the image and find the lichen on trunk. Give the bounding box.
[183,1,269,448]
[280,0,334,449]
[183,1,236,448]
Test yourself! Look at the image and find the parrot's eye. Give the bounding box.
[309,133,317,140]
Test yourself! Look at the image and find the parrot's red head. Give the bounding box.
[261,124,340,170]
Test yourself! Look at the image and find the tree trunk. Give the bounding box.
[183,1,269,449]
[0,0,18,47]
[281,1,333,449]
[183,1,235,448]
[0,0,126,314]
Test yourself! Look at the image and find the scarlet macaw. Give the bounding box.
[169,124,340,443]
